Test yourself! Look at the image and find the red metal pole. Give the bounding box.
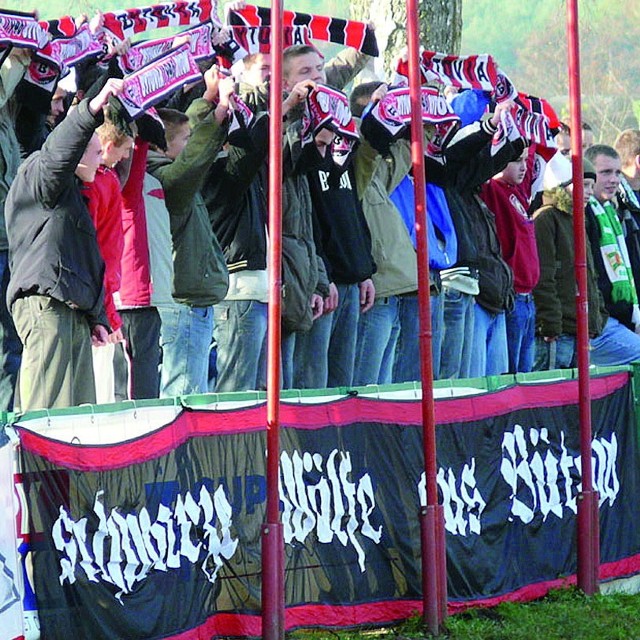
[406,0,447,632]
[262,0,285,638]
[566,0,599,595]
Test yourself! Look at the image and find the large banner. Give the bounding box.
[0,438,23,640]
[16,372,640,638]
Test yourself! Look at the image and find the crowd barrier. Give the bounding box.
[2,366,640,639]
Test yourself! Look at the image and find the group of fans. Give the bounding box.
[2,2,640,414]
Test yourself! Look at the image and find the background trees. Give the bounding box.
[3,0,638,142]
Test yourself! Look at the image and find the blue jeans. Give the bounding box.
[353,296,401,386]
[256,329,296,390]
[0,250,21,411]
[214,299,267,392]
[392,293,443,383]
[158,303,214,397]
[590,317,640,366]
[506,293,536,373]
[469,304,508,378]
[294,283,360,389]
[533,334,577,370]
[439,288,475,379]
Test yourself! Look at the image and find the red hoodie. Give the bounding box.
[119,139,153,308]
[480,147,540,294]
[83,166,124,331]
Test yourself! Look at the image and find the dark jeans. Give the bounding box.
[114,307,161,400]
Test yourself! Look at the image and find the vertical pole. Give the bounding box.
[405,0,447,632]
[263,1,285,638]
[566,0,599,595]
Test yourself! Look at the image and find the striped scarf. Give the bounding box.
[589,196,638,306]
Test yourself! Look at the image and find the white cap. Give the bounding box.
[543,151,573,190]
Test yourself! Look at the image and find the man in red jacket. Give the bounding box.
[83,115,134,402]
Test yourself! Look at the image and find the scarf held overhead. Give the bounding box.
[102,0,217,44]
[226,5,378,57]
[118,21,220,73]
[302,84,359,167]
[395,51,498,92]
[369,86,460,142]
[119,43,202,119]
[0,10,49,51]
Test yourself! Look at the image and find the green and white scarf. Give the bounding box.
[589,197,640,325]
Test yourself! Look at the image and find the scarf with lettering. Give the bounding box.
[22,21,105,99]
[226,5,378,58]
[222,24,312,64]
[589,196,639,309]
[394,51,498,92]
[493,67,518,104]
[118,21,221,73]
[0,10,48,58]
[119,43,202,119]
[302,84,359,167]
[372,86,459,144]
[102,0,217,46]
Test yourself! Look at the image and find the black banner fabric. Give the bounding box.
[18,372,640,638]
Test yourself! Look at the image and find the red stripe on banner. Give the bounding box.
[435,371,629,425]
[277,371,630,428]
[17,405,269,470]
[157,552,640,638]
[282,10,296,27]
[16,373,630,470]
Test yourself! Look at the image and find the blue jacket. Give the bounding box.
[390,176,458,271]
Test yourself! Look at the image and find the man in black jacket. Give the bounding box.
[6,79,124,412]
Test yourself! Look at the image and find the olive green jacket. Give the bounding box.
[146,99,229,307]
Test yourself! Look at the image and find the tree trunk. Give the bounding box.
[351,0,463,77]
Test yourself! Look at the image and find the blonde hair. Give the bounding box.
[96,115,132,148]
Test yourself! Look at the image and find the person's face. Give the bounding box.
[592,153,622,202]
[102,137,134,168]
[314,127,335,155]
[284,51,325,90]
[556,132,571,157]
[243,53,271,86]
[583,177,595,200]
[582,129,595,151]
[500,149,528,185]
[165,123,191,160]
[76,134,103,183]
[47,87,67,127]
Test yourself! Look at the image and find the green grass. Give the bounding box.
[287,588,640,639]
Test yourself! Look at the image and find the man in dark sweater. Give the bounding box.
[6,79,124,411]
[294,125,376,389]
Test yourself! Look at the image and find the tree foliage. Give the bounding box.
[463,0,640,142]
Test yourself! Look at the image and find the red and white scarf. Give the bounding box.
[23,23,105,94]
[223,24,312,64]
[226,5,378,57]
[395,51,498,92]
[366,86,460,159]
[302,84,359,167]
[119,43,202,119]
[102,0,217,45]
[118,21,220,73]
[0,10,49,51]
